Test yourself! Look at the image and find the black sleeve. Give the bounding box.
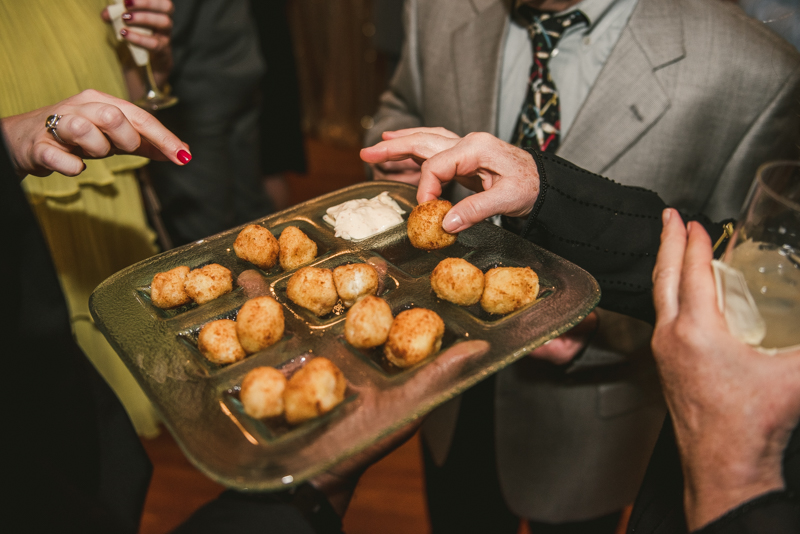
[2,131,151,534]
[521,150,725,325]
[691,492,800,534]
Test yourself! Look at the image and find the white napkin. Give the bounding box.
[107,1,152,67]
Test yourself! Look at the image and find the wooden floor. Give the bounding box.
[140,429,629,534]
[138,137,631,534]
[139,429,430,534]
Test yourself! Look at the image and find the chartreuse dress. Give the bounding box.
[0,0,161,436]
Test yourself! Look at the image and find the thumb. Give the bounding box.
[443,193,499,233]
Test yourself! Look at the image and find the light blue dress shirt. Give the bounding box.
[497,0,640,144]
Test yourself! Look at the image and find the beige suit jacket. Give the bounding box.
[366,0,800,521]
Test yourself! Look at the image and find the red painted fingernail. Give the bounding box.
[122,12,132,20]
[124,0,134,7]
[177,150,192,164]
[120,28,128,36]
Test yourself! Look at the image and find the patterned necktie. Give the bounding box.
[511,6,588,153]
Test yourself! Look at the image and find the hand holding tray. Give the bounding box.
[90,182,600,490]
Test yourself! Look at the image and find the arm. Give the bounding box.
[0,89,190,177]
[361,130,722,324]
[652,211,800,532]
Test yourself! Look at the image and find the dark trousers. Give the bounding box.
[422,376,621,534]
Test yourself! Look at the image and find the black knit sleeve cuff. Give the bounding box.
[692,490,800,534]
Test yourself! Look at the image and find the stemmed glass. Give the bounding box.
[134,59,177,111]
[109,0,178,111]
[721,161,800,350]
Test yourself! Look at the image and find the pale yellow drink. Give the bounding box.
[727,239,800,349]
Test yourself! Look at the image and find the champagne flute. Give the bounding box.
[722,161,800,349]
[108,0,178,111]
[134,57,178,111]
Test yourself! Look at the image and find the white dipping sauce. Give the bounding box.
[323,192,406,240]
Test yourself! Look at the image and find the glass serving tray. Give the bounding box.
[90,182,600,491]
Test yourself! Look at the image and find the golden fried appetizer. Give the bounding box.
[333,263,379,307]
[407,199,457,250]
[286,266,338,316]
[184,264,233,304]
[345,295,393,349]
[284,357,347,425]
[384,308,445,368]
[279,226,318,271]
[234,224,280,270]
[235,296,285,354]
[430,258,484,306]
[151,265,191,308]
[481,266,539,315]
[240,366,287,419]
[197,319,246,365]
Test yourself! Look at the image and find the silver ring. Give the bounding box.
[45,114,65,144]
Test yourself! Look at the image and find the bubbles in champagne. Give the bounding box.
[728,239,800,349]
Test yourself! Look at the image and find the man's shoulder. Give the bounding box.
[672,0,800,70]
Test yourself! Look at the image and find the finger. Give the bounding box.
[124,0,174,15]
[77,102,142,153]
[383,127,460,140]
[122,29,169,52]
[417,132,514,205]
[652,209,686,325]
[34,142,86,177]
[73,90,189,164]
[415,140,484,203]
[376,159,422,172]
[678,221,720,322]
[405,340,490,394]
[360,133,459,165]
[530,338,583,364]
[121,11,173,32]
[54,114,112,158]
[440,193,497,232]
[379,171,422,186]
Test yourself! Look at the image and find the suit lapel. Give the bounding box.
[452,0,512,134]
[559,0,686,174]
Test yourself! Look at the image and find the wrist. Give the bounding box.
[0,114,29,178]
[682,453,785,530]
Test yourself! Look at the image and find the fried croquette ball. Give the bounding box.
[197,319,246,365]
[430,258,484,306]
[345,296,393,349]
[184,264,233,304]
[407,199,457,250]
[151,265,191,308]
[279,226,318,271]
[384,308,445,368]
[284,357,347,425]
[286,267,338,316]
[240,367,287,419]
[235,296,285,354]
[234,224,279,270]
[333,263,379,307]
[481,266,539,315]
